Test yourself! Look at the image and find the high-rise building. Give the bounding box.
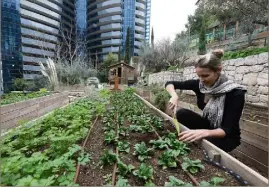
[0,0,151,93]
[87,0,151,61]
[1,0,75,91]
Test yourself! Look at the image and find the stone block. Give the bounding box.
[226,66,236,71]
[251,65,264,73]
[257,86,268,95]
[242,73,258,86]
[258,52,268,64]
[244,55,258,65]
[258,72,268,79]
[260,95,268,103]
[257,78,268,86]
[236,66,250,74]
[234,58,245,66]
[246,95,260,103]
[234,74,243,81]
[247,86,258,95]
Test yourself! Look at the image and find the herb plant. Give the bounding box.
[181,157,205,174]
[133,142,153,162]
[164,176,192,186]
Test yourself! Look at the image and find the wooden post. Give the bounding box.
[114,76,119,90]
[235,21,239,36]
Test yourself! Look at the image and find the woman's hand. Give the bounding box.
[178,129,210,143]
[168,95,178,112]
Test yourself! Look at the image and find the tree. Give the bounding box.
[36,23,96,86]
[151,27,155,48]
[98,53,117,83]
[204,0,268,34]
[198,19,207,55]
[125,27,130,63]
[139,37,190,73]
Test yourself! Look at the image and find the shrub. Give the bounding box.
[12,78,28,91]
[223,46,269,60]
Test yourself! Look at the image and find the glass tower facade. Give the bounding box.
[0,0,75,92]
[1,0,22,92]
[87,0,151,61]
[75,0,87,59]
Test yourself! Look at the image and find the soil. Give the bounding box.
[77,115,243,186]
[178,93,268,125]
[76,119,114,186]
[76,93,251,186]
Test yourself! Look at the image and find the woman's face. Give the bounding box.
[195,67,220,87]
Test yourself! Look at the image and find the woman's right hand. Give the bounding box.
[168,95,178,113]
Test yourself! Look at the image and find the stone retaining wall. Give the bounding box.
[148,52,268,107]
[0,92,69,131]
[148,71,183,86]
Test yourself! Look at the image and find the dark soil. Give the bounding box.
[76,99,247,186]
[116,118,242,186]
[76,120,114,186]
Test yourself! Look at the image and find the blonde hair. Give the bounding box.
[195,49,224,71]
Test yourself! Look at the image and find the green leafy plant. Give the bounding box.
[199,177,225,186]
[223,46,269,60]
[129,125,143,133]
[78,151,91,165]
[116,176,130,186]
[1,98,102,186]
[158,150,178,169]
[154,90,170,111]
[164,176,192,186]
[103,174,113,186]
[118,127,129,137]
[145,180,156,186]
[12,78,29,91]
[181,157,205,174]
[133,142,153,162]
[104,130,117,144]
[99,150,118,167]
[170,140,190,156]
[149,139,168,149]
[133,163,154,181]
[117,161,135,176]
[117,141,130,153]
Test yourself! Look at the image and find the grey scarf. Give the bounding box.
[199,74,246,128]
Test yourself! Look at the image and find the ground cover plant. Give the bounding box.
[76,88,242,186]
[1,87,244,186]
[0,89,50,106]
[0,94,106,186]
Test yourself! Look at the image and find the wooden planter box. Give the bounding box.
[135,93,268,186]
[0,92,69,132]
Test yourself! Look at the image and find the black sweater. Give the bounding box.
[165,79,246,139]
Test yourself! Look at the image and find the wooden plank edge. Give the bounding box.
[134,93,269,186]
[232,149,268,175]
[0,96,83,137]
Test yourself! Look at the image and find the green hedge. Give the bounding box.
[223,46,269,60]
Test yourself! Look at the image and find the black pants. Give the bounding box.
[176,108,239,152]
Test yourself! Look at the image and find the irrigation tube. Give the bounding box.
[134,93,252,186]
[147,122,199,186]
[112,113,120,186]
[201,149,249,186]
[73,116,99,183]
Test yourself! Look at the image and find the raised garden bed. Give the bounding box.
[0,97,104,186]
[76,89,261,186]
[1,88,267,186]
[0,90,50,106]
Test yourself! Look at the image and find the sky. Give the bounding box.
[151,0,198,42]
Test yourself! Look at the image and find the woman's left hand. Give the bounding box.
[178,130,210,143]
